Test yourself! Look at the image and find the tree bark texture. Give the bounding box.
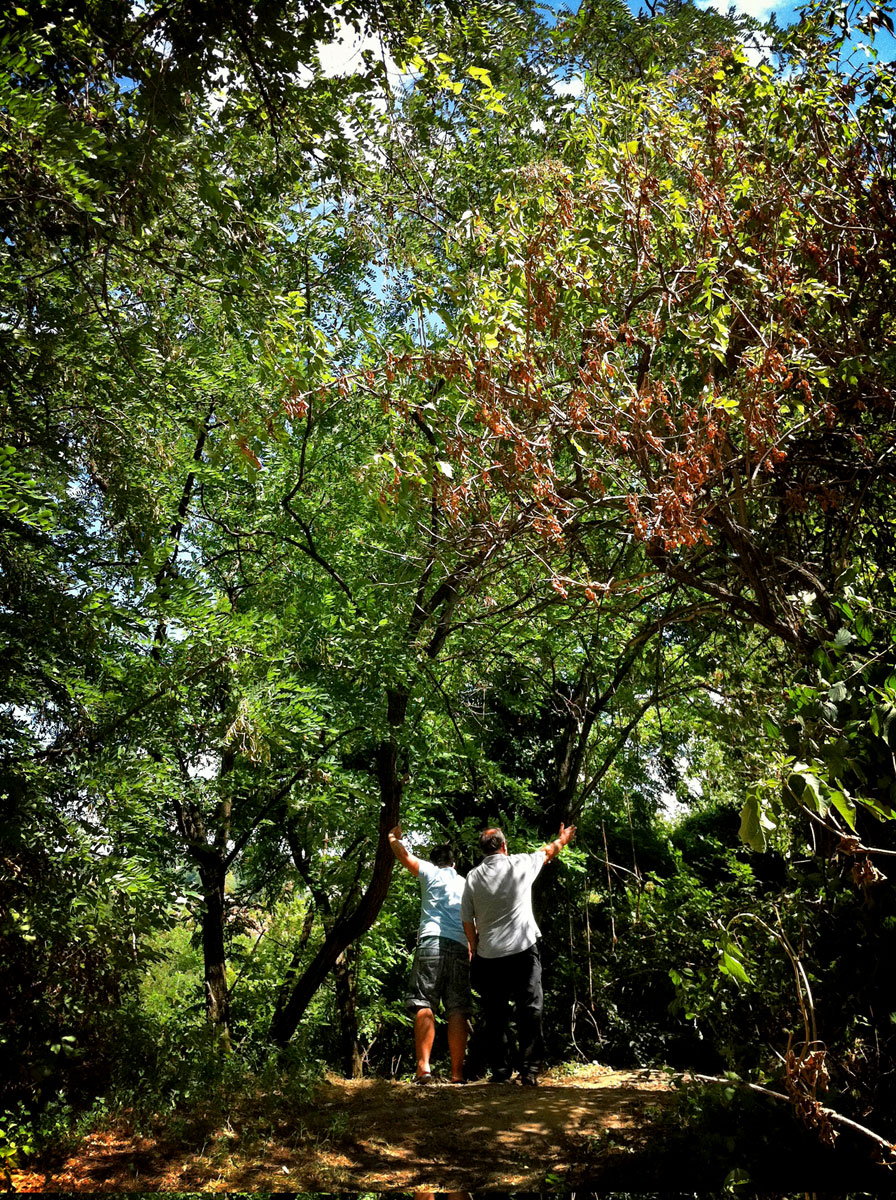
[334,942,363,1078]
[269,688,408,1047]
[197,856,231,1049]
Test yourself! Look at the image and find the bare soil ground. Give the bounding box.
[10,1065,676,1192]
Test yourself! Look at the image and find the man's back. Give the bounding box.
[417,859,466,944]
[462,850,545,958]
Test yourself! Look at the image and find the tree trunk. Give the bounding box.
[549,667,594,823]
[269,689,407,1047]
[197,856,231,1050]
[334,942,363,1078]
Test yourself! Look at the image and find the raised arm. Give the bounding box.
[543,822,577,862]
[388,824,420,876]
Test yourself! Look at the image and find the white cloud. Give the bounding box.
[697,0,777,19]
[208,66,246,114]
[552,75,585,98]
[742,29,775,64]
[188,754,220,780]
[316,21,413,92]
[205,21,415,121]
[694,0,778,64]
[312,22,420,161]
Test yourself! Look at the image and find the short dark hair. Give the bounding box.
[430,843,455,868]
[479,827,506,856]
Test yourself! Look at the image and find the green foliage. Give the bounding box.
[0,780,174,1109]
[2,0,896,1170]
[559,0,760,81]
[744,591,896,849]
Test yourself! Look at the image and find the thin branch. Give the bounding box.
[729,910,816,1053]
[800,805,896,858]
[224,726,363,869]
[38,655,227,764]
[683,1074,896,1161]
[281,492,356,606]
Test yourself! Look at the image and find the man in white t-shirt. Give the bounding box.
[460,822,576,1086]
[389,824,471,1084]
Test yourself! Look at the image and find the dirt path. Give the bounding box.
[11,1067,676,1192]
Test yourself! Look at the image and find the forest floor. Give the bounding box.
[10,1064,679,1192]
[10,1062,895,1192]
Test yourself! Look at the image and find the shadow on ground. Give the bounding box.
[10,1067,895,1192]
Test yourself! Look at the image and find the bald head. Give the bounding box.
[480,827,507,856]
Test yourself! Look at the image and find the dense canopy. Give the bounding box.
[2,0,896,1179]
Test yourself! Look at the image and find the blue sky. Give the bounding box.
[308,0,894,103]
[543,0,896,62]
[696,0,896,61]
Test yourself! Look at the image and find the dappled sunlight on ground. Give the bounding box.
[10,1066,675,1192]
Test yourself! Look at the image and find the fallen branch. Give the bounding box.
[680,1072,896,1163]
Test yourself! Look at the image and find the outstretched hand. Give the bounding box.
[558,822,576,846]
[388,824,403,841]
[543,822,577,861]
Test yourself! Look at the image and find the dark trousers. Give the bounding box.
[473,943,544,1076]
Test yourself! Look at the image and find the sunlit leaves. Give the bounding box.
[739,789,777,853]
[366,29,895,653]
[718,933,751,986]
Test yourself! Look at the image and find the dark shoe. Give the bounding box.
[415,1072,433,1085]
[450,1077,468,1084]
[490,1069,512,1083]
[520,1072,538,1086]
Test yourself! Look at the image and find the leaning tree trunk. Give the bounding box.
[269,689,408,1047]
